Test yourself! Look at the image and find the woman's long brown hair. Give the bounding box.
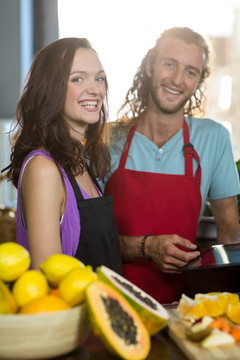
[2,37,110,187]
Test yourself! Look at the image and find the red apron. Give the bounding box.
[105,120,202,304]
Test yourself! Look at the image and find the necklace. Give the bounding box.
[68,124,85,137]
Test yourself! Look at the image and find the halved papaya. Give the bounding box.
[96,265,169,336]
[85,281,150,360]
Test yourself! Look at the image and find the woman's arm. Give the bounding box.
[21,156,65,269]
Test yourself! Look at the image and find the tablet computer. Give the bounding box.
[181,243,240,271]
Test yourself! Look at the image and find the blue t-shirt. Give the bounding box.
[103,117,240,220]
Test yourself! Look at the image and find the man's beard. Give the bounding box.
[150,82,189,115]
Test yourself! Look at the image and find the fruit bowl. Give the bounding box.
[0,304,91,359]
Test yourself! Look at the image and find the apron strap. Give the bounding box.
[63,165,103,205]
[118,126,136,169]
[63,166,84,203]
[183,120,201,179]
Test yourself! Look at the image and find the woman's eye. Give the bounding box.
[96,77,106,82]
[72,77,83,83]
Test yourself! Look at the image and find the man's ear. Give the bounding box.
[146,57,152,78]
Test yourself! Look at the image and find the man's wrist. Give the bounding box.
[141,233,152,260]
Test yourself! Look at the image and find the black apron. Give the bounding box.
[64,168,122,274]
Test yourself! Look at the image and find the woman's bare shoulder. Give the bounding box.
[22,154,63,188]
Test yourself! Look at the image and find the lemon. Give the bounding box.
[39,254,85,287]
[59,265,97,306]
[0,242,31,282]
[12,270,49,308]
[19,294,70,314]
[0,278,18,314]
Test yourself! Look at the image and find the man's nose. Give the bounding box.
[171,68,184,85]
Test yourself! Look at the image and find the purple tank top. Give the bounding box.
[17,149,95,256]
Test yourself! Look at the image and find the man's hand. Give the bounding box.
[119,234,200,273]
[145,234,200,273]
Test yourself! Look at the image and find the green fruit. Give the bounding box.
[201,330,235,348]
[96,265,169,336]
[85,281,150,360]
[186,316,214,341]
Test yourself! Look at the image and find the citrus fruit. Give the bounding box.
[177,294,206,320]
[0,242,30,282]
[209,292,239,313]
[227,303,240,324]
[39,254,85,287]
[19,294,70,314]
[12,270,49,307]
[49,288,61,298]
[0,278,18,314]
[195,293,225,317]
[59,265,97,306]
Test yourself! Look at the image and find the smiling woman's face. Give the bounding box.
[63,47,107,135]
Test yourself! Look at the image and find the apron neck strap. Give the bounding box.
[183,119,201,178]
[118,125,136,169]
[64,166,84,202]
[118,120,201,180]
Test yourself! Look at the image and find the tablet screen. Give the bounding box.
[181,243,240,271]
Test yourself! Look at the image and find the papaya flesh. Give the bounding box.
[85,281,150,360]
[96,265,169,336]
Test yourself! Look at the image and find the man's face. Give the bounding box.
[146,36,205,115]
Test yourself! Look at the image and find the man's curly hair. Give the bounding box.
[118,27,211,120]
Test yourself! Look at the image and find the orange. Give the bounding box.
[49,288,61,298]
[227,303,240,324]
[195,293,225,317]
[177,294,206,320]
[214,292,239,313]
[19,294,70,314]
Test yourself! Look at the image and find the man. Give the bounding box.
[104,27,240,304]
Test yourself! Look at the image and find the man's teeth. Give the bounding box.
[80,101,97,108]
[165,87,181,95]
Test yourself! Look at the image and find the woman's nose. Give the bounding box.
[85,80,99,94]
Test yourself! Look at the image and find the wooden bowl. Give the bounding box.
[0,304,91,359]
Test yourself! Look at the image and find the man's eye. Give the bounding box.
[187,70,197,78]
[164,62,174,69]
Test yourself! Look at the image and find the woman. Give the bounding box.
[2,38,122,273]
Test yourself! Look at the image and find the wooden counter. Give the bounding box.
[51,329,188,360]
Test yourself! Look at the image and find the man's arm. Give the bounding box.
[210,196,240,244]
[119,234,200,273]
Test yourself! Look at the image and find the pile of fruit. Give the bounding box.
[0,242,170,360]
[177,293,240,348]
